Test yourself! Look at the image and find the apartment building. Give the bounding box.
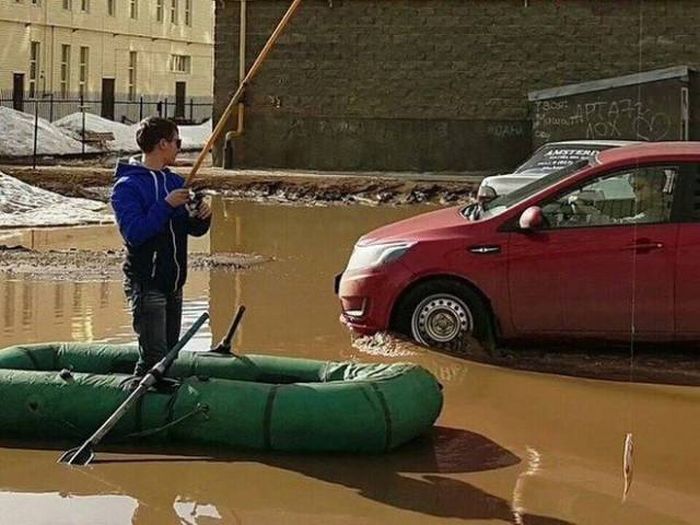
[0,0,213,122]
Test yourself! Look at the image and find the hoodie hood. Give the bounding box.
[113,156,174,181]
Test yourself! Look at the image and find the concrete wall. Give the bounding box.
[214,0,700,172]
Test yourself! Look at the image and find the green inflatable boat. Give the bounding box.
[0,343,443,453]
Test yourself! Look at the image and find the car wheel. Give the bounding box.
[393,279,494,353]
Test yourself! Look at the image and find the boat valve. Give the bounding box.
[59,368,74,382]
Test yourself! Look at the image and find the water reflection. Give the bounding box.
[0,491,138,525]
[1,199,700,524]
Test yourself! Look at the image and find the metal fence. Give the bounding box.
[0,91,213,125]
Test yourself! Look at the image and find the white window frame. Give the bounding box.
[79,46,89,97]
[60,44,71,97]
[170,0,178,24]
[169,54,191,74]
[129,0,137,19]
[29,41,40,98]
[184,0,191,26]
[107,0,115,16]
[156,0,163,22]
[128,51,137,101]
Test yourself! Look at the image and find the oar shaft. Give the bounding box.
[185,0,304,187]
[222,305,246,347]
[82,312,209,447]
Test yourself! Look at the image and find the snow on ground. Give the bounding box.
[0,171,114,228]
[179,119,211,150]
[0,106,210,158]
[54,112,138,152]
[54,113,212,153]
[0,107,89,157]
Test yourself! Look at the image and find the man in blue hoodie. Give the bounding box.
[111,117,211,386]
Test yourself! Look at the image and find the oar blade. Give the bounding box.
[57,444,95,466]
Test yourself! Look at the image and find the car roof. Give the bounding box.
[542,139,641,148]
[596,141,700,165]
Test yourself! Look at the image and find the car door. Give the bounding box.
[508,165,680,340]
[672,163,700,338]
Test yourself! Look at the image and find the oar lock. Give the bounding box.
[58,368,74,382]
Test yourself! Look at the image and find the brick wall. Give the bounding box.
[214,0,700,172]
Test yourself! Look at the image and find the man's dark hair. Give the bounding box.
[135,117,178,153]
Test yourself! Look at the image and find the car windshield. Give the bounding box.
[515,145,607,173]
[474,159,591,218]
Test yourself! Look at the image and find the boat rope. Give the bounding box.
[121,403,209,440]
[262,385,280,450]
[369,383,393,452]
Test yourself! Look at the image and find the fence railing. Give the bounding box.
[0,91,214,166]
[0,91,213,125]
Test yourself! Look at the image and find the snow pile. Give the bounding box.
[54,112,138,152]
[179,119,211,150]
[54,113,211,152]
[0,107,88,157]
[0,171,114,227]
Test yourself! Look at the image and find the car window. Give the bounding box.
[480,159,590,219]
[515,145,607,173]
[539,166,678,229]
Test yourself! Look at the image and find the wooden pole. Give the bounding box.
[185,0,303,187]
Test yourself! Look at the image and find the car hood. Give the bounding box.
[359,205,468,245]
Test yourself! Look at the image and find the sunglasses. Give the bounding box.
[163,137,182,149]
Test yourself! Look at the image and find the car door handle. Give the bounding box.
[623,241,664,253]
[468,245,501,255]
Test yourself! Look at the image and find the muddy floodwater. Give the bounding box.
[1,199,699,525]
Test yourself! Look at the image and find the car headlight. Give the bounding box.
[345,242,414,271]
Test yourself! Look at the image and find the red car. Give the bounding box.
[337,142,700,350]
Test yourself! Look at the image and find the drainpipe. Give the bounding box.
[223,0,247,166]
[227,0,247,141]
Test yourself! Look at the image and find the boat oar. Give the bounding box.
[211,305,246,355]
[58,312,210,466]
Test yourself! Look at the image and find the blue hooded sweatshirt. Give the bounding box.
[111,159,210,293]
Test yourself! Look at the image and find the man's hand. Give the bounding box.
[196,200,212,220]
[165,188,190,208]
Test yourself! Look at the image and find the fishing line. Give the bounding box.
[621,0,647,503]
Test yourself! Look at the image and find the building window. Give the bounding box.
[129,0,137,19]
[79,46,89,97]
[107,0,115,16]
[29,41,40,98]
[184,0,191,26]
[32,0,41,5]
[156,0,163,21]
[170,0,178,24]
[80,0,89,12]
[170,55,191,73]
[128,51,137,100]
[60,45,71,97]
[63,0,71,9]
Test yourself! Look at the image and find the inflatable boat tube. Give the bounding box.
[0,343,443,453]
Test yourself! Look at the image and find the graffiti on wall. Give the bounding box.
[534,97,673,143]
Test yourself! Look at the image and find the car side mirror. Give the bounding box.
[477,185,497,204]
[518,206,544,230]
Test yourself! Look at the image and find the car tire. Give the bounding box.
[392,279,495,354]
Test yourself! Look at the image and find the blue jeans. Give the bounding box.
[127,282,183,377]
